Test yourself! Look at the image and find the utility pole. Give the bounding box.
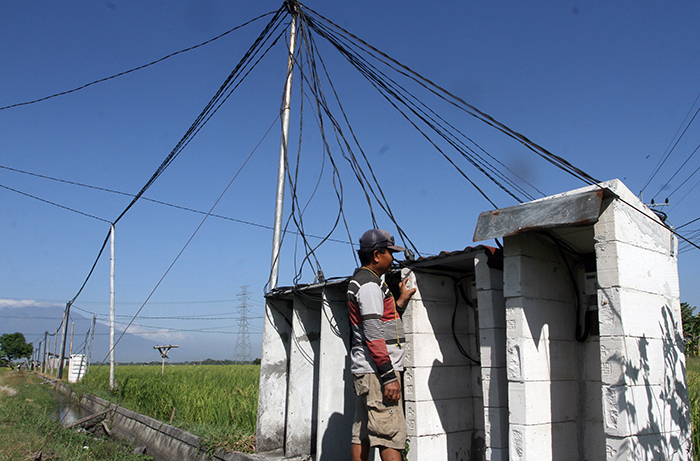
[57,302,71,379]
[42,332,47,373]
[52,328,58,375]
[110,223,116,390]
[87,313,96,375]
[69,321,74,357]
[268,1,298,291]
[154,345,178,376]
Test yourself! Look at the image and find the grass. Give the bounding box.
[72,364,260,453]
[0,368,152,461]
[687,356,700,460]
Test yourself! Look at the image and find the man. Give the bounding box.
[347,229,416,461]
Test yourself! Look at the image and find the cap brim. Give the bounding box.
[387,244,406,252]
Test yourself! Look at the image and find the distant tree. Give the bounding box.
[0,332,33,366]
[681,302,700,356]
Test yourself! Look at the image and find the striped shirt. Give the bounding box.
[347,267,405,385]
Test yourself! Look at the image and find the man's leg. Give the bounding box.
[351,442,370,461]
[379,446,402,461]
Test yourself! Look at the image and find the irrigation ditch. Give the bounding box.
[52,380,303,461]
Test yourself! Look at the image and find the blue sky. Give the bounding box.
[1,1,699,361]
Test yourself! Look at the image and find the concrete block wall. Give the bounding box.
[594,187,692,460]
[403,267,484,461]
[475,253,508,461]
[503,231,603,461]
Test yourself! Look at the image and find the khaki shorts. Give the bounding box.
[351,372,406,450]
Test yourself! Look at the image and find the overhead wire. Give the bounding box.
[295,8,421,254]
[87,107,280,380]
[0,10,277,112]
[303,12,529,206]
[65,7,288,306]
[0,163,355,246]
[302,4,598,188]
[641,90,700,196]
[0,183,110,223]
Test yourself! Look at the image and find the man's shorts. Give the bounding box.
[351,372,406,450]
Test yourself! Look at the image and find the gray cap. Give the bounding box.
[359,229,406,252]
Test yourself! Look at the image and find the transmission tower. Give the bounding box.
[233,286,252,363]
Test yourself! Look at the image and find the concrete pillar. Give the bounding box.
[504,232,580,461]
[475,254,508,461]
[594,192,691,460]
[285,294,321,457]
[256,298,292,453]
[316,286,354,460]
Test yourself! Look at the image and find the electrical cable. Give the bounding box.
[641,90,700,196]
[0,183,110,223]
[85,101,277,382]
[302,5,598,188]
[0,11,277,111]
[0,163,356,246]
[65,8,288,307]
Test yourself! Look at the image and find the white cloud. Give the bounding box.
[0,299,63,310]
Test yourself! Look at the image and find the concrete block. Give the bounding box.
[483,406,509,448]
[504,254,575,301]
[473,395,485,430]
[603,384,677,438]
[583,338,602,382]
[477,289,506,329]
[509,380,579,425]
[503,232,562,263]
[595,240,680,299]
[485,447,509,461]
[412,272,463,304]
[582,381,604,423]
[404,332,481,368]
[605,431,692,461]
[509,424,550,461]
[598,287,681,339]
[505,299,577,341]
[599,336,627,385]
[481,367,508,408]
[479,327,507,368]
[594,199,674,254]
[403,365,473,402]
[506,337,579,382]
[403,298,474,335]
[583,420,607,460]
[475,253,504,291]
[407,431,481,461]
[405,398,476,437]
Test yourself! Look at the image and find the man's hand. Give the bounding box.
[383,380,401,403]
[396,277,417,309]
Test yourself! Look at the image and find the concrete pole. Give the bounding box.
[57,302,70,379]
[268,7,297,291]
[42,331,48,373]
[69,321,74,357]
[110,224,116,390]
[52,328,58,375]
[87,313,96,375]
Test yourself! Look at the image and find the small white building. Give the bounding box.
[255,179,692,461]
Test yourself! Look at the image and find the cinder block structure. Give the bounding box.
[256,179,691,461]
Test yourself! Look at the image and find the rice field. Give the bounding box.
[74,364,259,452]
